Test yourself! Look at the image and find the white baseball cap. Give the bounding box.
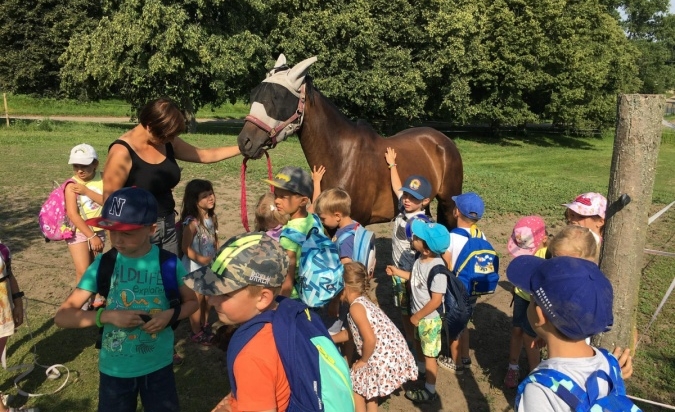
[68,144,98,165]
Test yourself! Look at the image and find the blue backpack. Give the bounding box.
[336,223,376,276]
[227,296,354,412]
[281,214,344,308]
[451,226,499,296]
[516,348,642,412]
[427,265,471,338]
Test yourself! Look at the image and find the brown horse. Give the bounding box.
[237,55,463,229]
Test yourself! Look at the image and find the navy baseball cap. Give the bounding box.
[400,175,431,200]
[506,256,613,340]
[263,166,313,198]
[86,187,158,231]
[411,220,450,255]
[452,192,484,220]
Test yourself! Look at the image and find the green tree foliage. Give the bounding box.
[59,0,270,125]
[0,0,102,96]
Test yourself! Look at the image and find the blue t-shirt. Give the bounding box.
[334,222,359,260]
[78,245,186,378]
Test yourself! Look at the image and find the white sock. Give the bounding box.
[509,363,519,370]
[425,383,436,394]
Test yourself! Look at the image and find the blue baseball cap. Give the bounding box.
[506,256,613,340]
[86,187,158,231]
[411,220,450,254]
[400,175,431,200]
[452,192,484,220]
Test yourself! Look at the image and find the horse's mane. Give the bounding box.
[304,77,381,140]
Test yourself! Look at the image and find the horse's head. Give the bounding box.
[237,54,317,159]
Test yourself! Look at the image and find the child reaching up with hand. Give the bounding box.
[336,262,417,412]
[180,179,219,346]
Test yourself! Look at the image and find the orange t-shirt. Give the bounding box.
[229,324,290,412]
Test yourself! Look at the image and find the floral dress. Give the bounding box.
[347,296,418,399]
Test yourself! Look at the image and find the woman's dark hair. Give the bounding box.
[180,179,218,233]
[138,97,186,143]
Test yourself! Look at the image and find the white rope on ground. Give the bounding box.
[636,275,675,353]
[628,395,675,411]
[648,200,675,225]
[2,296,70,399]
[644,249,675,257]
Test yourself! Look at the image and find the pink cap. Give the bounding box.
[562,192,607,219]
[507,215,547,257]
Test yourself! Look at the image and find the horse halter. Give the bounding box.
[244,84,306,148]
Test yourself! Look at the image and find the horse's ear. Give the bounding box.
[274,54,286,69]
[287,56,318,91]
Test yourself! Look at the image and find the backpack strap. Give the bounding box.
[280,226,308,247]
[227,310,275,399]
[158,248,181,309]
[336,223,359,252]
[516,367,590,412]
[96,248,118,300]
[426,264,448,316]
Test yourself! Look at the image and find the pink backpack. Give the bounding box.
[39,179,76,241]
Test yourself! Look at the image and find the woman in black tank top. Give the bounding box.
[103,98,240,256]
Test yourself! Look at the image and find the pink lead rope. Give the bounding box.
[240,151,274,232]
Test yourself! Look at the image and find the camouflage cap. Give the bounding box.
[184,232,289,296]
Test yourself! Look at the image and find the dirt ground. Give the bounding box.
[10,181,553,412]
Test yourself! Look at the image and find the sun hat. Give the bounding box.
[411,220,450,255]
[506,256,613,340]
[562,192,607,219]
[452,192,485,220]
[184,232,289,296]
[507,215,547,257]
[68,144,98,165]
[263,166,313,198]
[86,187,158,231]
[400,175,432,200]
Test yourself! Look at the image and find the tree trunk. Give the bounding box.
[592,94,664,351]
[181,97,197,133]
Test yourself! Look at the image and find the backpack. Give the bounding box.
[336,223,376,276]
[516,348,642,412]
[281,214,344,308]
[451,226,500,296]
[227,296,354,412]
[94,247,182,348]
[427,264,471,338]
[39,179,76,242]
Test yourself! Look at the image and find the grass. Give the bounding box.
[1,94,250,119]
[0,120,674,410]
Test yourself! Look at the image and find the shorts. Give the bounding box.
[512,294,536,338]
[393,277,411,316]
[66,231,106,246]
[415,317,442,357]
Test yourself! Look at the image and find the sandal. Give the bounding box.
[190,330,213,346]
[405,387,438,404]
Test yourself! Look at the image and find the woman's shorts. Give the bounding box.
[512,294,537,338]
[66,231,106,246]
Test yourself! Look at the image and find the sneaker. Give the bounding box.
[504,367,520,389]
[190,330,213,346]
[462,357,472,367]
[405,387,438,404]
[438,355,464,375]
[173,353,184,366]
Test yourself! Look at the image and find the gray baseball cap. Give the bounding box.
[184,233,289,296]
[263,166,313,198]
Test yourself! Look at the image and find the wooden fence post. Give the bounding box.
[592,94,664,351]
[3,93,8,127]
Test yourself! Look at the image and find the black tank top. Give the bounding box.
[109,140,181,217]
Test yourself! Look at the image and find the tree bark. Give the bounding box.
[593,94,664,351]
[181,97,197,133]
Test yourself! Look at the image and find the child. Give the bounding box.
[384,147,432,356]
[504,216,548,389]
[54,187,198,412]
[506,256,633,412]
[254,192,289,241]
[439,191,490,374]
[386,220,450,404]
[562,192,607,244]
[64,144,106,306]
[184,232,353,412]
[338,262,417,412]
[180,179,219,346]
[548,225,599,263]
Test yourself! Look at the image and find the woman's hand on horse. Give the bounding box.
[385,147,397,165]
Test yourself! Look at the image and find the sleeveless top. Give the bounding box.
[110,140,181,217]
